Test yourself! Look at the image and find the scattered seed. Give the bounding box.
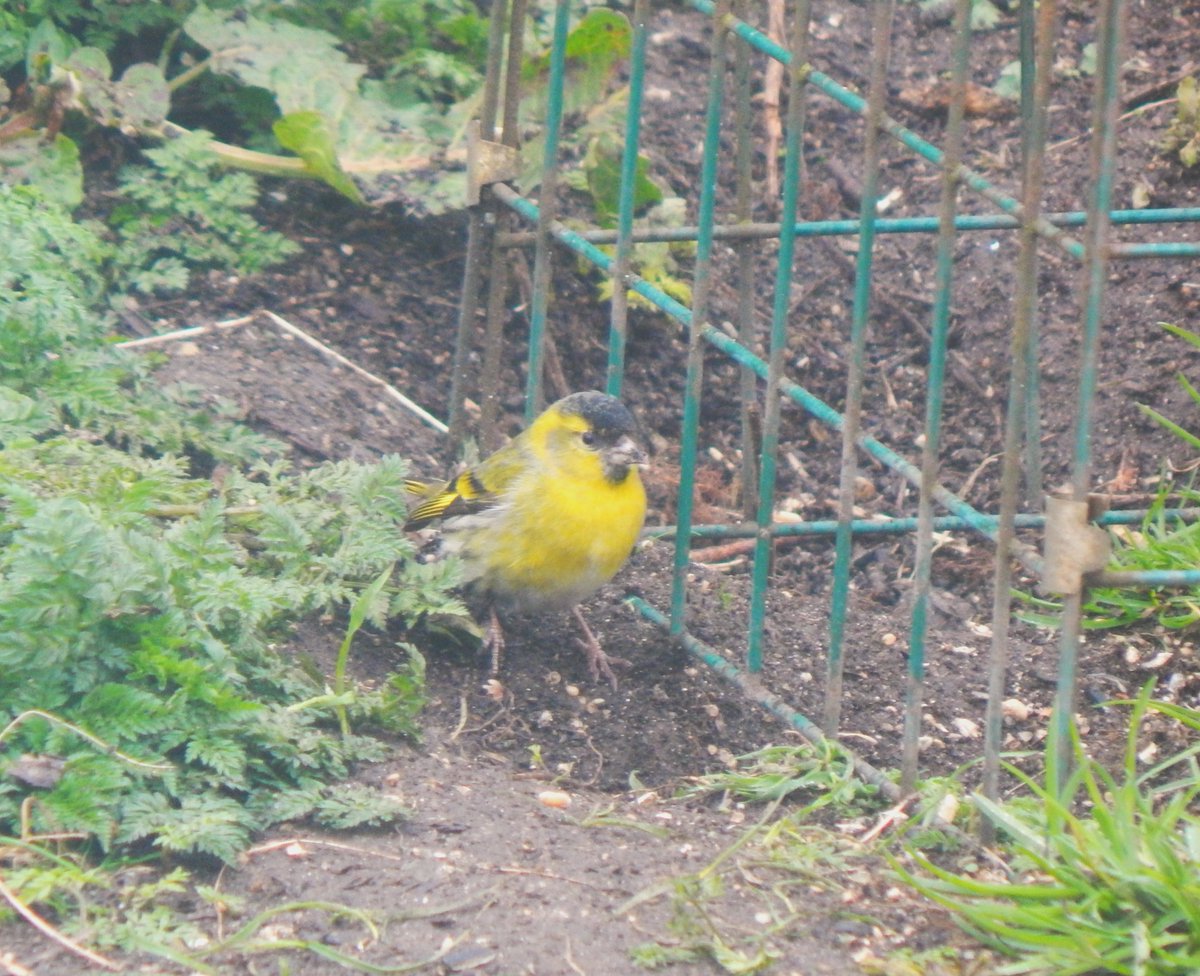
[537,790,572,809]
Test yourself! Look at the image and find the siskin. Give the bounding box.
[406,391,648,687]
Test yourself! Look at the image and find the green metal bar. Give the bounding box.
[497,207,1200,248]
[827,0,893,734]
[1095,568,1200,587]
[648,507,1200,540]
[670,0,730,636]
[627,597,901,801]
[903,0,972,793]
[747,0,811,675]
[605,0,651,399]
[523,0,572,423]
[984,0,1060,838]
[1054,0,1128,789]
[732,0,759,521]
[1110,242,1200,258]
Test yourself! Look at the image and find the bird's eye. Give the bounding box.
[581,430,596,446]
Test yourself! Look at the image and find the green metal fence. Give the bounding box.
[450,0,1200,810]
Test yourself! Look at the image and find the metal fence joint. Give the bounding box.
[1041,491,1112,595]
[466,119,520,206]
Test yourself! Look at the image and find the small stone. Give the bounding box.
[951,717,980,739]
[1002,698,1031,721]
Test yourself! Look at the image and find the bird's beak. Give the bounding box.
[608,434,648,469]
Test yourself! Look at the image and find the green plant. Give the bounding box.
[272,0,490,107]
[685,741,880,811]
[555,44,694,310]
[0,1,183,73]
[0,186,466,866]
[1163,76,1200,168]
[3,1,637,216]
[0,443,457,861]
[896,685,1200,976]
[108,129,300,294]
[0,184,278,457]
[0,839,466,972]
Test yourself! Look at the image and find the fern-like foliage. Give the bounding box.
[0,186,283,462]
[0,446,452,861]
[108,130,300,294]
[0,191,463,865]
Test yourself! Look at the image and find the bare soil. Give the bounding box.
[7,2,1200,974]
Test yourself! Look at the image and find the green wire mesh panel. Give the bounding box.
[454,0,1200,802]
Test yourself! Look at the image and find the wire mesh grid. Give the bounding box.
[452,0,1200,808]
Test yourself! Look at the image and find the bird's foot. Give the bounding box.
[484,607,505,677]
[571,606,630,691]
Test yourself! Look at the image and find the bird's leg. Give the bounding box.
[570,606,630,691]
[484,607,505,677]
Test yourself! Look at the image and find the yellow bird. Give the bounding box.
[405,391,648,687]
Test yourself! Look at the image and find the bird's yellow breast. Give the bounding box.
[455,456,646,611]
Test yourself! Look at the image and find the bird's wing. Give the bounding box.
[404,440,529,529]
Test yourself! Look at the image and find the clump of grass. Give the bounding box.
[896,684,1200,976]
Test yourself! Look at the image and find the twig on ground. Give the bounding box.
[1048,95,1179,155]
[115,314,255,349]
[0,710,173,773]
[263,311,449,434]
[121,310,450,435]
[450,694,471,742]
[244,837,409,863]
[494,866,610,891]
[691,534,806,564]
[0,874,120,971]
[564,936,587,976]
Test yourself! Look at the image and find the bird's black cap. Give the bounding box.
[556,390,638,436]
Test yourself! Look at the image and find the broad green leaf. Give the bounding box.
[112,63,170,129]
[25,18,75,79]
[970,0,1003,31]
[273,111,363,203]
[583,133,663,228]
[1177,76,1198,119]
[523,9,633,121]
[184,5,367,113]
[62,46,111,81]
[0,385,53,441]
[184,4,456,212]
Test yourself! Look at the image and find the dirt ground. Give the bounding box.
[7,1,1200,973]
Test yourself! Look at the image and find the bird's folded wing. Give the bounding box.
[404,439,533,529]
[404,470,496,527]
